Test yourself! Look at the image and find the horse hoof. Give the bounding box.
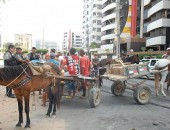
[16,123,22,127]
[52,112,56,116]
[25,124,30,128]
[46,113,50,117]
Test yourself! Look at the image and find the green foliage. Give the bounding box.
[36,49,48,55]
[138,54,163,59]
[141,47,146,51]
[89,42,100,49]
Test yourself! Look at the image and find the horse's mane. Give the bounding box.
[0,64,28,81]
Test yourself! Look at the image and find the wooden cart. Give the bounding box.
[101,61,152,105]
[53,75,101,108]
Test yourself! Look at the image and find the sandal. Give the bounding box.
[65,96,73,99]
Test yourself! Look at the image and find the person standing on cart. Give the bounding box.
[92,53,99,77]
[65,48,79,98]
[79,49,91,98]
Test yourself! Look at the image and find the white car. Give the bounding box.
[139,58,160,78]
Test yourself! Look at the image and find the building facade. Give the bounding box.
[72,33,82,49]
[143,0,170,50]
[82,0,102,48]
[101,0,132,54]
[14,34,32,51]
[62,31,82,52]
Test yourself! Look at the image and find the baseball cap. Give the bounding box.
[167,47,170,50]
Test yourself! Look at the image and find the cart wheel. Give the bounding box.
[111,80,125,96]
[133,86,151,105]
[89,88,101,108]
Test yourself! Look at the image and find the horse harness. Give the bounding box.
[13,65,32,89]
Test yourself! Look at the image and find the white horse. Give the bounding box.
[151,59,170,96]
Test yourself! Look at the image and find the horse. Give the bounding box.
[152,59,170,96]
[0,62,61,128]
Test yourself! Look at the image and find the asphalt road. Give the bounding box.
[55,79,170,130]
[0,79,170,130]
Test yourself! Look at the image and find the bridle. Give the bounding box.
[6,65,32,89]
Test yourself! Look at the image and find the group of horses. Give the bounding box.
[0,57,170,128]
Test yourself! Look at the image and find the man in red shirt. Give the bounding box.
[65,48,79,98]
[79,49,91,97]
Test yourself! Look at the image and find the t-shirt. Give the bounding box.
[66,55,79,75]
[47,59,59,66]
[80,56,90,76]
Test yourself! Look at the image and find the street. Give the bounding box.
[0,79,170,130]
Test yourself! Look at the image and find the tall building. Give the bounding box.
[82,0,102,48]
[143,0,170,50]
[101,0,146,55]
[62,31,82,52]
[101,0,131,54]
[14,34,32,51]
[72,33,82,49]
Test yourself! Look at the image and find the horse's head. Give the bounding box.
[100,58,112,67]
[154,59,170,70]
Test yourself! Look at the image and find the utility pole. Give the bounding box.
[140,0,144,38]
[116,0,121,58]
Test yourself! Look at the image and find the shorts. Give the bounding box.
[66,81,76,92]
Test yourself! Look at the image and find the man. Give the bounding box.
[79,49,91,97]
[47,53,59,66]
[26,47,37,61]
[92,54,100,77]
[3,45,16,98]
[15,47,26,65]
[162,47,170,90]
[162,47,170,59]
[64,48,79,98]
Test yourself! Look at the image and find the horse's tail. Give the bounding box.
[56,82,61,109]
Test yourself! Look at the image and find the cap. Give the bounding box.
[167,47,170,50]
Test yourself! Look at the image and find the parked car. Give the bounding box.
[139,58,160,79]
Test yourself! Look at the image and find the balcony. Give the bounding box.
[101,33,117,41]
[102,13,116,23]
[146,36,166,47]
[147,18,170,32]
[101,23,116,32]
[102,2,116,14]
[146,0,170,19]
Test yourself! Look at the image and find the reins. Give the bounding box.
[6,65,29,88]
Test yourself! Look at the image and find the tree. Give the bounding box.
[36,49,48,55]
[89,42,100,49]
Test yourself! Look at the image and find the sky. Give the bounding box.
[1,0,83,46]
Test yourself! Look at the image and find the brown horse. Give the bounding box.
[0,62,61,128]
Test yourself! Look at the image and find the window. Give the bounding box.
[97,20,101,25]
[96,36,101,41]
[97,28,101,32]
[93,20,96,23]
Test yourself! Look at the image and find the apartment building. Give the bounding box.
[72,33,82,49]
[143,0,170,50]
[14,34,32,51]
[82,0,102,48]
[101,0,132,54]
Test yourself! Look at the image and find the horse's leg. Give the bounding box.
[154,73,160,96]
[24,92,31,128]
[160,71,168,97]
[46,87,53,116]
[16,95,23,127]
[52,97,56,116]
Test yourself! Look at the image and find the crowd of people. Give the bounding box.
[3,45,100,101]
